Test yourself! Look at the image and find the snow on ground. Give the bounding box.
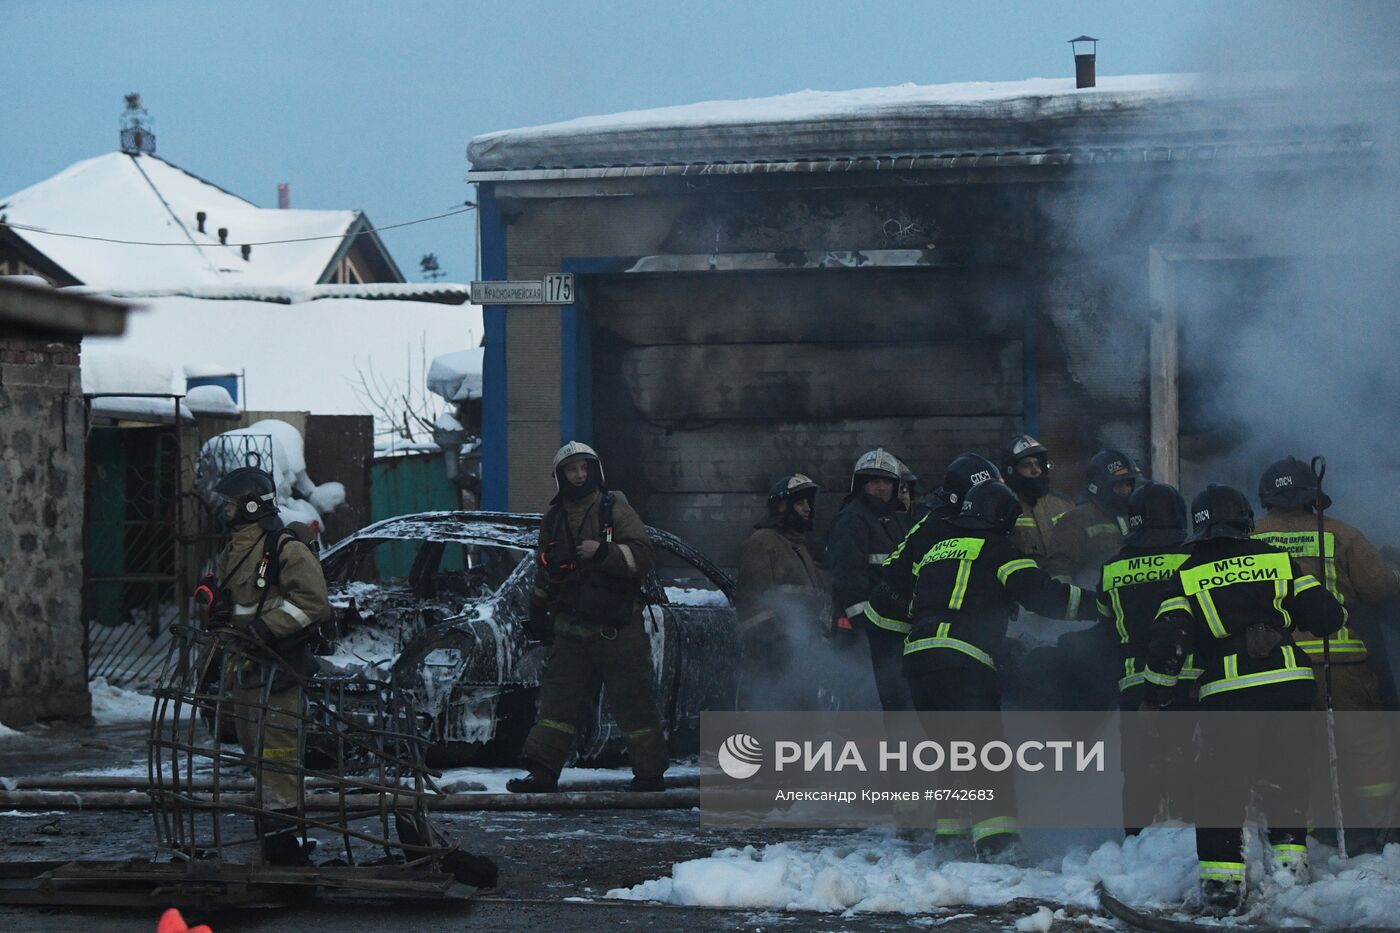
[88,676,155,724]
[664,586,731,607]
[0,810,64,818]
[437,762,702,795]
[0,721,26,740]
[606,827,1400,928]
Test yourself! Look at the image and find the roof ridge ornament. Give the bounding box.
[120,93,157,155]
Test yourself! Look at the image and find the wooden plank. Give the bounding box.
[1147,247,1180,486]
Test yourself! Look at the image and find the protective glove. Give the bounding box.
[825,612,859,645]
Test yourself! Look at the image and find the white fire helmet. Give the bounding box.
[850,447,902,492]
[552,441,604,489]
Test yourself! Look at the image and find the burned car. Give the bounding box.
[317,511,738,766]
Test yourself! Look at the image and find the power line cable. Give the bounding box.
[0,203,475,248]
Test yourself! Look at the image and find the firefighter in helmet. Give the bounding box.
[1044,449,1144,586]
[1001,434,1074,562]
[735,474,828,709]
[1096,481,1198,836]
[509,442,668,794]
[825,448,914,711]
[208,467,331,866]
[868,462,1096,863]
[1144,485,1344,915]
[1252,456,1400,854]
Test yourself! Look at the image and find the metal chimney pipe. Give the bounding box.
[195,211,206,234]
[277,183,290,209]
[1070,35,1098,89]
[217,227,228,246]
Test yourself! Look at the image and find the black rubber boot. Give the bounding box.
[259,809,316,866]
[506,764,558,794]
[1200,879,1244,916]
[628,774,667,793]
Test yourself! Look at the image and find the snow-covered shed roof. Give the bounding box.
[0,152,402,288]
[468,72,1395,180]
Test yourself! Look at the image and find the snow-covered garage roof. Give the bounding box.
[0,152,399,288]
[468,72,1394,180]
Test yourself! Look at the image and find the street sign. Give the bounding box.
[470,274,576,305]
[470,280,543,304]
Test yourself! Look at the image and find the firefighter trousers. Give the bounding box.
[521,619,668,779]
[230,680,304,811]
[865,621,913,712]
[1195,680,1315,884]
[904,653,1018,847]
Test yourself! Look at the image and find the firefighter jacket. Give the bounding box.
[866,518,1095,671]
[1144,537,1345,704]
[825,494,912,622]
[1097,543,1199,697]
[1253,508,1400,664]
[1043,499,1130,585]
[217,522,331,642]
[736,518,826,635]
[1010,491,1075,562]
[535,488,654,630]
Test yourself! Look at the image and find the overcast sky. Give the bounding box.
[1,1,1385,283]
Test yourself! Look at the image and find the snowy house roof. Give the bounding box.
[0,152,404,288]
[468,71,1396,179]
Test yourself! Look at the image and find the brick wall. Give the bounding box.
[0,333,90,724]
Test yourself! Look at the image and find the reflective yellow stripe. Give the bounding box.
[1272,843,1307,867]
[539,719,577,735]
[1180,653,1205,680]
[868,553,891,565]
[1197,652,1315,699]
[263,746,299,761]
[971,816,1019,842]
[864,603,913,635]
[935,818,968,836]
[1144,669,1178,687]
[1086,523,1121,539]
[1051,511,1068,524]
[1199,861,1246,882]
[1359,782,1398,799]
[1014,516,1037,528]
[950,559,975,610]
[1066,585,1082,618]
[1119,671,1146,691]
[996,559,1038,585]
[886,516,927,563]
[1294,575,1321,595]
[1196,589,1228,639]
[1293,639,1369,654]
[903,624,997,669]
[1109,589,1127,642]
[1272,579,1293,631]
[1156,596,1193,618]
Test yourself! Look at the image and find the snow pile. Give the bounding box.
[427,348,484,402]
[434,411,464,433]
[1014,906,1055,932]
[183,363,236,378]
[607,828,1400,926]
[88,676,154,723]
[200,419,346,529]
[183,384,239,416]
[85,295,481,419]
[0,721,25,740]
[80,351,173,395]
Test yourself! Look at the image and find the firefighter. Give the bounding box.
[869,466,1096,863]
[735,474,828,709]
[508,443,668,793]
[895,460,930,523]
[1001,434,1074,562]
[1096,481,1198,836]
[826,448,914,711]
[1252,455,1400,853]
[209,467,332,866]
[1044,449,1144,585]
[1144,485,1344,915]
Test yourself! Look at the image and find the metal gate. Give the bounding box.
[82,402,274,689]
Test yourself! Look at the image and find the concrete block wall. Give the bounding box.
[0,334,90,724]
